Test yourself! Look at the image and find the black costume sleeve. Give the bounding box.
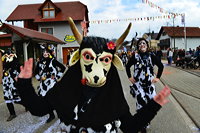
[16,64,81,119]
[35,62,39,74]
[126,55,136,78]
[53,59,66,73]
[151,54,164,78]
[120,100,161,133]
[17,78,52,116]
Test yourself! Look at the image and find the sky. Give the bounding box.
[0,0,200,41]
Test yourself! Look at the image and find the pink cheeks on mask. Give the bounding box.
[82,51,95,61]
[82,51,112,64]
[99,55,112,64]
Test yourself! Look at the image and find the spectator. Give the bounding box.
[167,48,173,65]
[156,47,163,62]
[194,47,200,57]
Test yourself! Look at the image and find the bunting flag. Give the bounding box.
[85,0,185,25]
[140,0,183,17]
[88,14,179,24]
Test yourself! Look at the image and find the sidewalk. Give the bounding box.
[118,69,195,133]
[160,60,200,128]
[161,60,200,98]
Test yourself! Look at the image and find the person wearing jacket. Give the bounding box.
[16,17,170,133]
[1,49,25,121]
[126,38,164,133]
[34,44,66,123]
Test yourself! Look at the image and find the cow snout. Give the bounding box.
[93,76,99,83]
[85,76,106,87]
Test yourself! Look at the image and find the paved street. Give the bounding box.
[160,61,200,130]
[0,61,200,133]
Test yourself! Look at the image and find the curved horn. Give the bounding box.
[115,23,132,50]
[67,17,83,44]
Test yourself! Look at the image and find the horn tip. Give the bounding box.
[67,17,73,21]
[128,23,132,28]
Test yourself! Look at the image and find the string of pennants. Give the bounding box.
[89,14,178,24]
[141,0,183,16]
[87,0,184,24]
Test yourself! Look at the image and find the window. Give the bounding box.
[162,31,166,36]
[42,3,55,18]
[41,28,53,35]
[49,11,54,17]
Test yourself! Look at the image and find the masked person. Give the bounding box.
[1,49,25,121]
[16,18,170,133]
[34,44,66,123]
[126,38,164,133]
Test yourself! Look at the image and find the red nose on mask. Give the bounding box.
[81,78,87,85]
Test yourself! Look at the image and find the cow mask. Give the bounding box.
[68,17,132,87]
[40,44,55,59]
[1,49,17,63]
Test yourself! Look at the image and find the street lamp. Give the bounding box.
[183,14,187,53]
[181,13,187,53]
[172,14,176,50]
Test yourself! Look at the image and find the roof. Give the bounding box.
[0,23,65,44]
[145,33,159,40]
[156,26,200,39]
[0,34,12,38]
[0,42,12,47]
[6,1,89,23]
[38,0,61,12]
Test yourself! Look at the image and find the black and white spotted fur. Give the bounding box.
[35,58,65,96]
[55,119,121,133]
[2,54,21,103]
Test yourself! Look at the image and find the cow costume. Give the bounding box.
[126,38,164,132]
[17,17,170,133]
[35,44,66,123]
[1,49,24,121]
[35,44,66,97]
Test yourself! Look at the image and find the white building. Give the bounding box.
[156,26,200,51]
[5,0,89,64]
